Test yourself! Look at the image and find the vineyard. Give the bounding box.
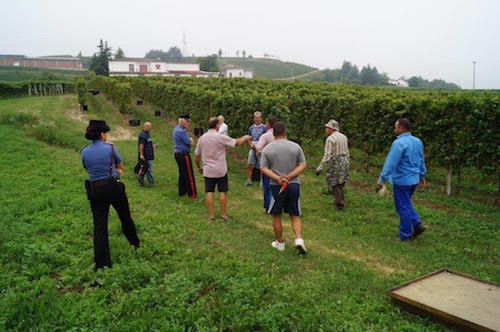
[0,91,498,330]
[88,76,500,197]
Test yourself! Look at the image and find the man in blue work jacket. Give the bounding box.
[377,118,427,241]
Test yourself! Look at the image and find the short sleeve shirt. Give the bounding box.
[138,130,154,160]
[261,139,306,185]
[195,129,236,178]
[173,125,192,153]
[255,129,274,154]
[81,140,122,181]
[248,124,266,142]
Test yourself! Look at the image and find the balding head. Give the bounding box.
[143,121,152,132]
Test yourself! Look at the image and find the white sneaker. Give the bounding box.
[271,240,285,251]
[294,238,307,255]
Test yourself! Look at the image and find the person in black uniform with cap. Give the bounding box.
[81,120,140,269]
[173,113,197,198]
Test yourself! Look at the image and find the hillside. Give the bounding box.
[218,57,316,79]
[0,65,88,82]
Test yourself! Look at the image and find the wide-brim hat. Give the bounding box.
[325,119,339,130]
[86,119,110,133]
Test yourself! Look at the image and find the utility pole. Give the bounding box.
[472,61,476,90]
[182,33,188,57]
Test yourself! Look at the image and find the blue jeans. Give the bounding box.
[393,184,420,240]
[139,160,154,185]
[262,174,272,210]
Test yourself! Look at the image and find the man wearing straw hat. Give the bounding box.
[315,119,350,211]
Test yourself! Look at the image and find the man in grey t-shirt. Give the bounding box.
[261,122,307,255]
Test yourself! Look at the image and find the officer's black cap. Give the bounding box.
[179,113,190,120]
[87,120,110,133]
[85,120,110,140]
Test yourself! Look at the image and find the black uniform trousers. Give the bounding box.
[87,180,140,269]
[175,152,197,198]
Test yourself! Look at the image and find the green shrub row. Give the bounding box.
[92,76,500,185]
[0,81,75,98]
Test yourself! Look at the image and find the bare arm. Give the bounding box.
[284,162,307,181]
[195,155,202,174]
[261,166,284,185]
[139,144,145,160]
[235,135,251,146]
[116,162,124,176]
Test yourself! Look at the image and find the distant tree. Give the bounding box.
[341,61,359,83]
[248,54,253,59]
[236,50,239,57]
[77,51,82,58]
[198,54,219,72]
[166,46,182,60]
[145,47,183,61]
[218,49,223,58]
[408,76,423,88]
[322,69,341,83]
[242,50,246,58]
[89,39,112,76]
[145,49,166,60]
[360,65,381,85]
[408,76,460,89]
[114,47,125,59]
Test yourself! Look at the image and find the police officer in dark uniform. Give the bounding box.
[138,121,154,186]
[173,114,197,198]
[81,120,140,269]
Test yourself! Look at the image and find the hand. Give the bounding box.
[280,176,290,184]
[154,144,159,149]
[116,168,123,176]
[140,155,145,161]
[315,168,321,176]
[418,178,426,188]
[376,182,383,189]
[198,167,203,174]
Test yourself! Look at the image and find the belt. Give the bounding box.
[175,151,190,155]
[90,178,117,187]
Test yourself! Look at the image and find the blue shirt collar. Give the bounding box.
[397,132,411,139]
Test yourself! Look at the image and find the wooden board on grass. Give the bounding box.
[388,269,499,332]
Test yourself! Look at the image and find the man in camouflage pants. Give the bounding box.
[316,119,350,211]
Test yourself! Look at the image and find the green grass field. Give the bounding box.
[0,95,498,330]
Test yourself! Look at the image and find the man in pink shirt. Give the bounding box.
[256,116,278,212]
[195,117,251,221]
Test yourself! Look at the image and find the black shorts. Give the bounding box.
[268,183,301,216]
[204,174,229,193]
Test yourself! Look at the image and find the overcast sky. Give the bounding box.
[1,0,499,88]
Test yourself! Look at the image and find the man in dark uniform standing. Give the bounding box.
[138,121,154,186]
[173,114,197,198]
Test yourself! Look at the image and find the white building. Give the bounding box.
[220,65,253,79]
[389,77,409,87]
[109,58,218,78]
